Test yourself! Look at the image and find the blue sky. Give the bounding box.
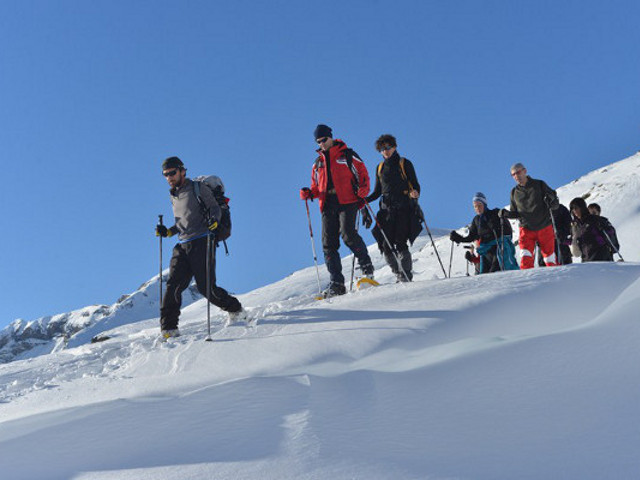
[1,0,639,328]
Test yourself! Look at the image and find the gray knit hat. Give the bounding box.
[472,192,488,206]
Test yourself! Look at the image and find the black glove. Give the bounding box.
[465,251,474,262]
[498,208,513,218]
[156,224,174,238]
[361,208,373,229]
[450,231,463,243]
[544,194,559,210]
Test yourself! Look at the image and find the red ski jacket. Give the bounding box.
[309,139,370,212]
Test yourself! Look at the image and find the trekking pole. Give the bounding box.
[448,240,454,278]
[205,232,214,341]
[601,228,624,262]
[500,217,505,271]
[349,209,360,292]
[304,199,323,295]
[158,215,164,308]
[363,200,411,283]
[414,201,448,278]
[548,206,563,265]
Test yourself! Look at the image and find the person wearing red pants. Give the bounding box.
[499,163,560,269]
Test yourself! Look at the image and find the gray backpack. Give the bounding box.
[193,175,232,249]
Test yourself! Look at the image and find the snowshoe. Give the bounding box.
[160,328,181,342]
[316,282,347,300]
[356,276,380,290]
[226,308,249,327]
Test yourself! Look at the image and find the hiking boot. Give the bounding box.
[360,263,374,278]
[160,328,181,340]
[226,308,248,326]
[322,282,346,298]
[396,272,413,283]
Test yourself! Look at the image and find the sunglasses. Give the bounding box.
[163,169,179,177]
[511,169,524,177]
[379,145,393,152]
[316,137,329,145]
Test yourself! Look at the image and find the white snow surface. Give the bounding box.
[1,153,640,479]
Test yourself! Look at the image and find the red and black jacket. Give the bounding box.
[309,139,370,212]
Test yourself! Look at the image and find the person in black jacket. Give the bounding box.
[364,134,422,282]
[451,192,519,273]
[569,197,619,262]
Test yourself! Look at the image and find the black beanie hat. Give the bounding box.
[162,156,184,170]
[313,124,332,139]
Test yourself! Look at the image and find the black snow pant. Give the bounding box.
[480,246,501,273]
[160,235,241,331]
[322,195,373,285]
[375,205,415,281]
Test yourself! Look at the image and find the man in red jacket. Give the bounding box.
[300,124,374,296]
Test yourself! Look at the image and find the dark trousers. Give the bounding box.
[322,196,373,285]
[481,246,501,273]
[383,246,413,280]
[537,243,573,267]
[161,236,241,331]
[376,206,414,280]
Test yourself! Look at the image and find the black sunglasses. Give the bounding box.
[316,137,329,145]
[163,169,179,177]
[379,145,393,152]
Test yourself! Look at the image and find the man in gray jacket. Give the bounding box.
[155,156,243,338]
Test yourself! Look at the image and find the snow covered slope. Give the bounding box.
[1,152,639,364]
[1,261,640,479]
[1,151,640,479]
[2,151,639,366]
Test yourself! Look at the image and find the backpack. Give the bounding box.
[376,157,413,194]
[193,175,232,251]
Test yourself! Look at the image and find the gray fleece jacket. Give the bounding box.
[169,178,221,242]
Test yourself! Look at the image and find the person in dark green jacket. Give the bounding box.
[499,163,559,269]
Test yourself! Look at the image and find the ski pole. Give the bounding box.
[363,200,411,283]
[414,201,448,278]
[305,199,323,296]
[205,232,214,341]
[448,240,454,278]
[500,216,505,271]
[349,209,360,292]
[600,228,624,262]
[158,215,164,308]
[548,206,562,265]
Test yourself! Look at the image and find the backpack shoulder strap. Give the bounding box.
[191,180,210,220]
[344,148,359,190]
[400,157,414,192]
